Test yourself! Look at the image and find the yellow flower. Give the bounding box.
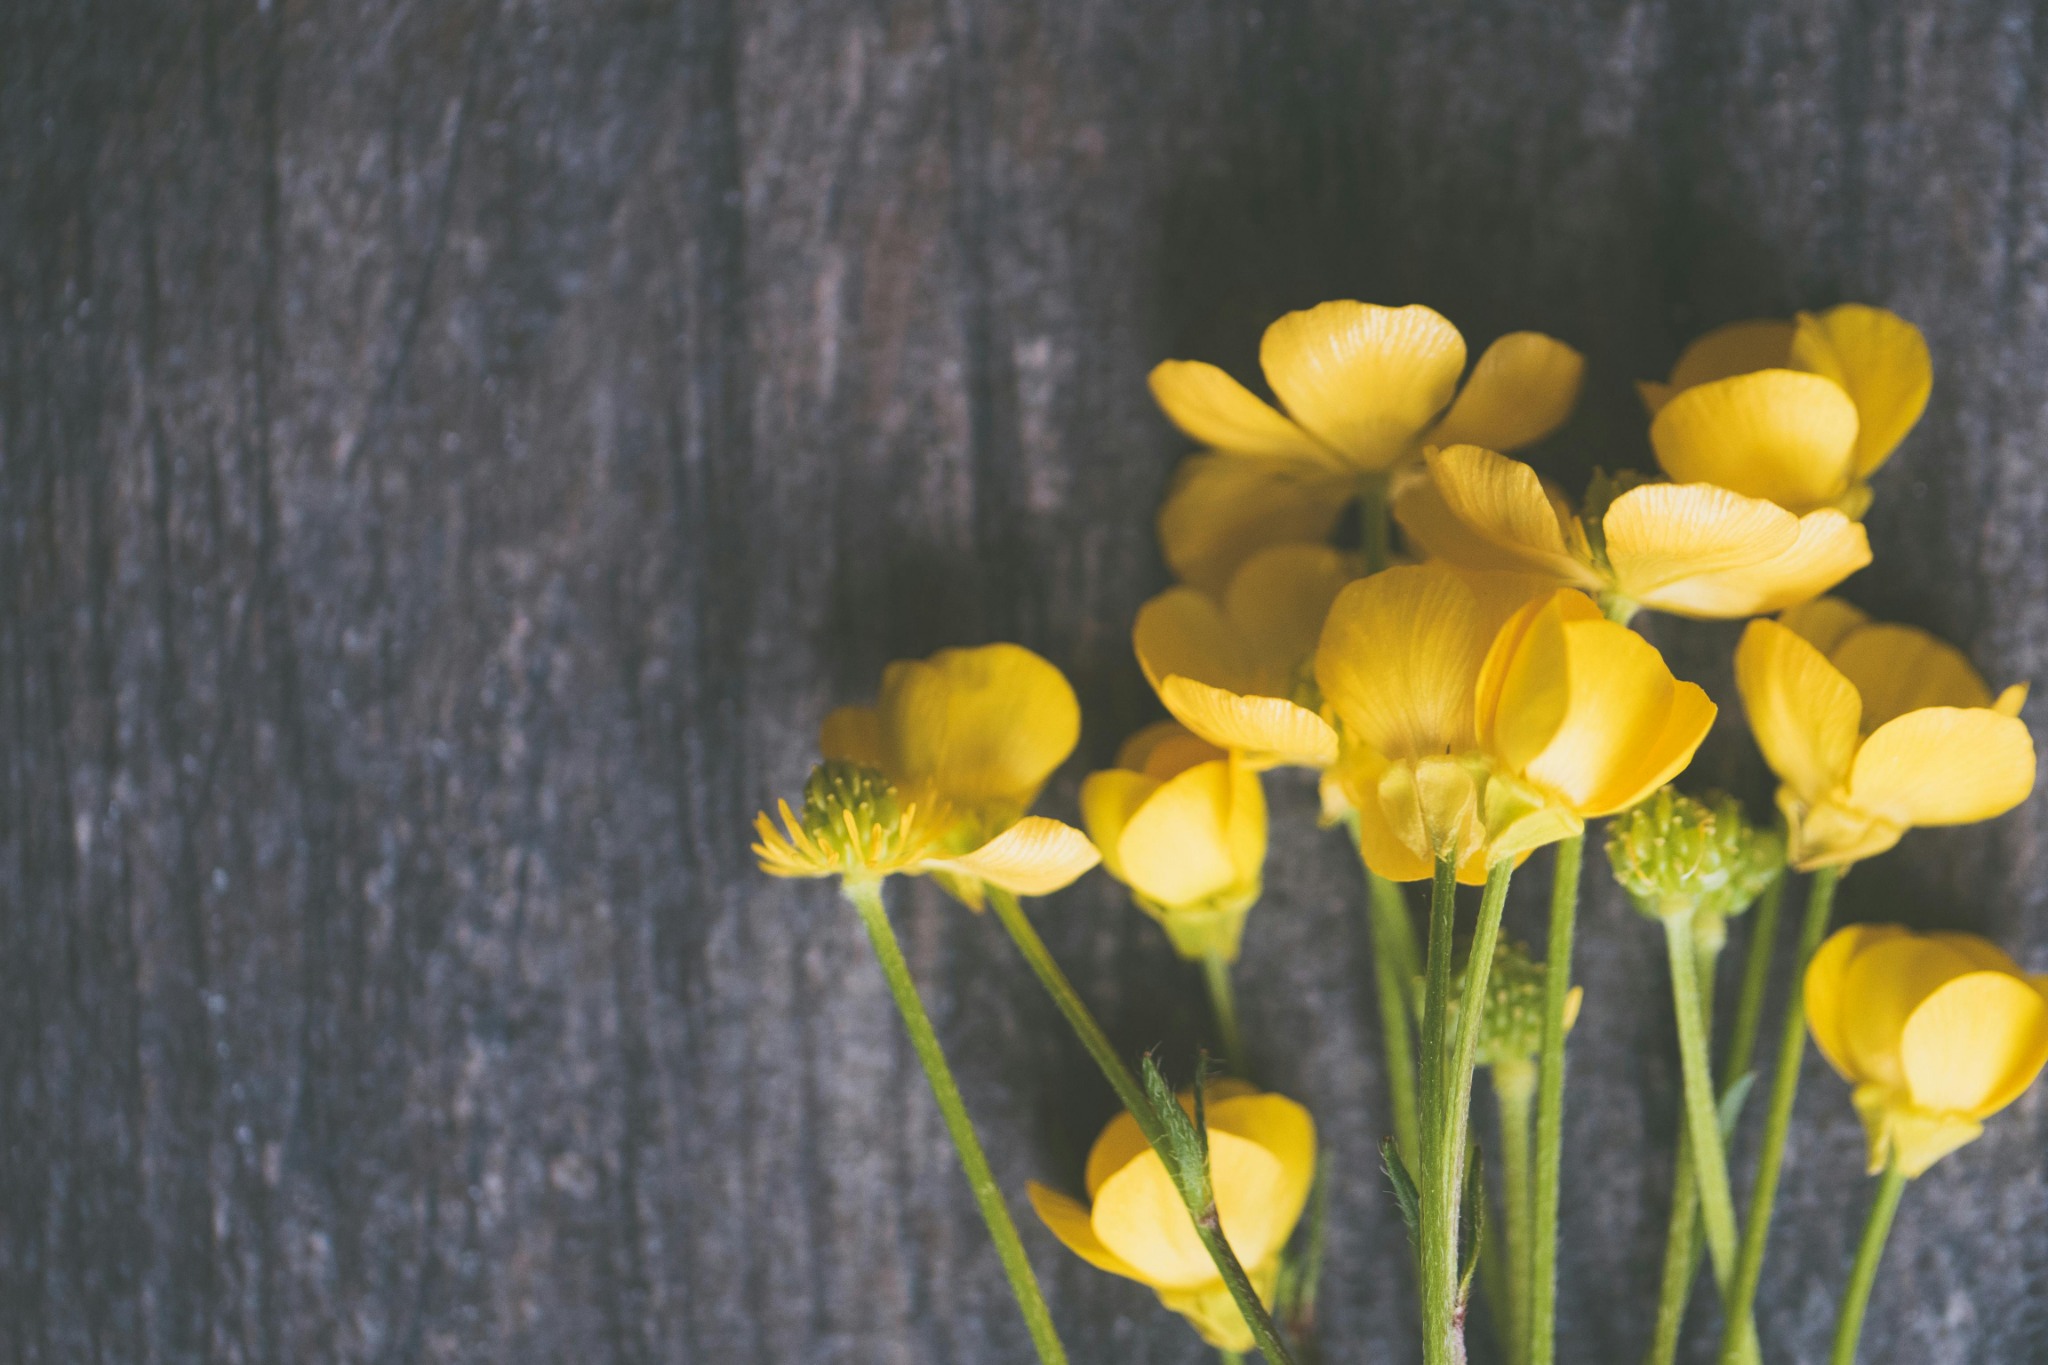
[1395,444,1871,619]
[1150,301,1583,590]
[1640,305,1932,518]
[1805,924,2048,1176]
[1735,601,2035,870]
[753,643,1100,902]
[1081,723,1267,961]
[1133,542,1359,769]
[1314,566,1713,881]
[1027,1081,1316,1351]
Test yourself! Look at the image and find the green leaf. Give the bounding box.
[1457,1143,1487,1310]
[1381,1137,1422,1254]
[1718,1070,1758,1141]
[1141,1053,1208,1204]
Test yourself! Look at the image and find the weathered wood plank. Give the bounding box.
[4,1,2046,1362]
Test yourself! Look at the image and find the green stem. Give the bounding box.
[1829,1164,1907,1365]
[1359,474,1393,573]
[1723,872,1785,1090]
[1220,1353,1246,1365]
[1717,865,1843,1365]
[1526,832,1582,1365]
[1645,934,1722,1365]
[1418,852,1462,1365]
[1362,856,1424,1165]
[846,881,1068,1365]
[1203,947,1248,1077]
[985,887,1295,1364]
[1665,911,1759,1364]
[1494,1060,1538,1365]
[1600,593,1640,626]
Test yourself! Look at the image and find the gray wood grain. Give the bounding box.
[5,1,2046,1361]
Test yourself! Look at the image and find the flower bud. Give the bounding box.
[1449,938,1581,1069]
[1605,788,1781,921]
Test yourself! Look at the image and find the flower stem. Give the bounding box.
[1829,1163,1907,1365]
[1360,851,1424,1165]
[1722,871,1785,1093]
[1494,1059,1538,1365]
[846,880,1068,1365]
[1203,946,1248,1077]
[1359,474,1393,573]
[1717,864,1843,1365]
[1664,911,1759,1364]
[1526,832,1582,1365]
[1645,933,1722,1365]
[985,887,1296,1364]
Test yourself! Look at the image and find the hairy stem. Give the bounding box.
[1526,833,1582,1365]
[1829,1164,1907,1365]
[1203,946,1248,1077]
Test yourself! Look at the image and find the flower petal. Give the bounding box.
[1847,708,2038,827]
[1158,454,1352,594]
[1223,543,1361,682]
[1115,760,1260,908]
[1148,359,1338,463]
[1427,332,1585,451]
[925,816,1102,897]
[1602,483,1800,598]
[1417,445,1598,584]
[1116,721,1227,781]
[1333,744,1437,882]
[1135,587,1254,695]
[1092,1131,1285,1290]
[1828,623,1995,728]
[820,705,885,766]
[1084,1108,1153,1200]
[1157,676,1339,769]
[1779,597,1872,655]
[1207,1093,1317,1261]
[1632,510,1869,618]
[1260,302,1466,470]
[1839,934,1985,1090]
[1027,1181,1146,1281]
[880,644,1081,812]
[1645,319,1797,412]
[1789,304,1932,477]
[1650,370,1860,513]
[1805,924,1911,1083]
[1734,620,1861,805]
[1902,971,2048,1118]
[1394,469,1583,576]
[1080,769,1159,883]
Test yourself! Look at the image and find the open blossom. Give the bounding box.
[1640,304,1932,519]
[1028,1081,1315,1352]
[1806,925,2048,1176]
[1315,565,1713,882]
[1395,444,1870,620]
[1081,723,1266,960]
[1132,542,1359,769]
[1150,301,1583,590]
[1735,599,2035,869]
[753,643,1099,901]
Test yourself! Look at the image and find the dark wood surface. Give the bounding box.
[6,2,2047,1361]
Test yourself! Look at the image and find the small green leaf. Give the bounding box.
[1381,1137,1422,1253]
[1457,1143,1487,1310]
[1718,1070,1758,1141]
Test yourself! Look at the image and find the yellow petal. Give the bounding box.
[1789,305,1932,476]
[1804,923,1911,1082]
[1779,597,1872,655]
[1631,509,1869,618]
[1996,683,2029,717]
[1223,543,1361,681]
[880,644,1081,812]
[1159,1279,1263,1353]
[1317,564,1548,762]
[1828,623,1994,728]
[1922,932,2023,976]
[1157,454,1353,594]
[1335,744,1437,882]
[1116,760,1259,908]
[1157,676,1340,770]
[1224,757,1270,885]
[1875,1098,1983,1178]
[1115,721,1227,781]
[1649,370,1860,513]
[1394,468,1583,576]
[1901,970,2048,1118]
[1080,769,1159,883]
[1838,934,1984,1090]
[1135,587,1254,695]
[1026,1181,1146,1281]
[1207,1093,1316,1264]
[1601,482,1799,598]
[1647,319,1797,410]
[1427,332,1585,451]
[1734,620,1861,804]
[1084,1108,1153,1200]
[925,817,1102,897]
[1148,360,1337,463]
[1847,708,2038,827]
[1259,302,1466,470]
[820,705,885,766]
[1092,1131,1286,1290]
[1418,446,1598,585]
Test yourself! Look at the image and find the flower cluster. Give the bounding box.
[751,298,2039,1365]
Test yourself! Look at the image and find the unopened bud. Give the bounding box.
[1606,788,1783,920]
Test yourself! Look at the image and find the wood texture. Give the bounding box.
[4,1,2046,1361]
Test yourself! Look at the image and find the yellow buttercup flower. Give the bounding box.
[1395,444,1870,619]
[1151,301,1583,590]
[753,643,1100,902]
[1081,723,1267,961]
[1640,305,1931,518]
[1028,1081,1315,1352]
[1133,542,1359,769]
[1806,924,2048,1176]
[1314,566,1712,882]
[1735,601,2035,870]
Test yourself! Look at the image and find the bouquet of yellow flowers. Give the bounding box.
[752,300,2039,1365]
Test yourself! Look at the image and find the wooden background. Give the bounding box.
[6,1,2047,1361]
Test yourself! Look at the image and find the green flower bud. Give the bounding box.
[1606,787,1784,920]
[1449,938,1578,1069]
